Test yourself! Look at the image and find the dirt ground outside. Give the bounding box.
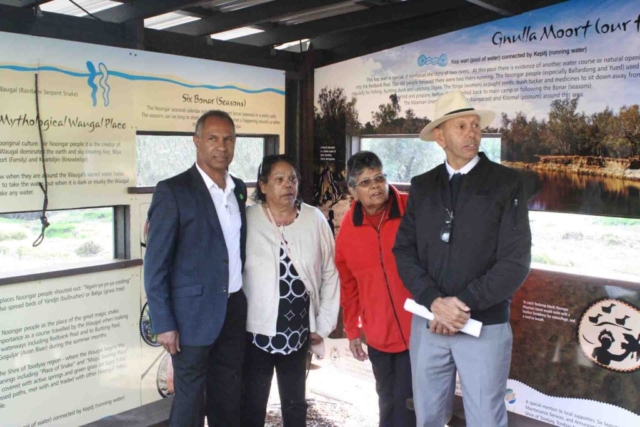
[202,359,380,427]
[265,340,380,427]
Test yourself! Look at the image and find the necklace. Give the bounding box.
[265,204,296,227]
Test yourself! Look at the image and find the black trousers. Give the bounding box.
[240,335,308,427]
[368,345,416,427]
[169,290,247,427]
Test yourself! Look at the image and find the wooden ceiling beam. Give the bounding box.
[0,6,301,71]
[93,0,211,23]
[167,0,346,37]
[465,0,566,16]
[312,4,498,67]
[231,0,466,47]
[0,0,53,7]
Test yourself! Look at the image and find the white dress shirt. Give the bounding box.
[445,155,480,179]
[196,163,243,293]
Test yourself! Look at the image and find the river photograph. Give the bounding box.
[520,169,640,218]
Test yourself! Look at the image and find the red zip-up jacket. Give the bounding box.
[335,185,413,353]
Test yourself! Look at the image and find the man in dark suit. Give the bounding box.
[144,110,247,427]
[393,91,531,427]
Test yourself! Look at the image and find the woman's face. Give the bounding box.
[260,161,299,207]
[352,167,389,213]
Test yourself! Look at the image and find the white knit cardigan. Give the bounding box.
[243,202,340,338]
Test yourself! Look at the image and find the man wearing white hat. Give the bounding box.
[393,91,531,426]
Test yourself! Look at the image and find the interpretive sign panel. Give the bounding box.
[0,268,140,426]
[315,0,640,218]
[0,31,285,213]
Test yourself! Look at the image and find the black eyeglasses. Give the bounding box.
[440,209,454,243]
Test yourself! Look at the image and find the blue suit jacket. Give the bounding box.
[144,165,247,346]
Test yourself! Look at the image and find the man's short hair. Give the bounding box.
[194,110,235,136]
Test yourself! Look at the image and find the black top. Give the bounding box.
[252,245,310,355]
[393,153,532,325]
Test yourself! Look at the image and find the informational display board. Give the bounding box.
[507,269,640,426]
[0,268,141,426]
[314,0,640,218]
[0,29,285,426]
[315,0,640,424]
[0,31,285,213]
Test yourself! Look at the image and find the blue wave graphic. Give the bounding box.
[0,65,89,77]
[86,61,99,106]
[107,71,285,94]
[0,63,284,107]
[98,63,110,107]
[417,54,448,67]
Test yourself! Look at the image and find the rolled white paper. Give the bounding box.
[404,298,483,337]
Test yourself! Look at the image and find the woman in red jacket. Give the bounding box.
[335,151,415,427]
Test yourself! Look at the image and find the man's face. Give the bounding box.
[434,114,481,169]
[193,116,235,175]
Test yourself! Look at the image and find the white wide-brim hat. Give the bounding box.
[419,91,495,141]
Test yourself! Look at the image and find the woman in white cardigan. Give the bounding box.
[240,155,340,427]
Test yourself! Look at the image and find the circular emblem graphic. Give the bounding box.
[578,298,640,372]
[140,302,160,347]
[157,352,175,398]
[505,388,516,405]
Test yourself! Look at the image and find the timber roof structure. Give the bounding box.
[0,0,566,71]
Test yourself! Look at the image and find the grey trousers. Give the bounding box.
[410,315,513,427]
